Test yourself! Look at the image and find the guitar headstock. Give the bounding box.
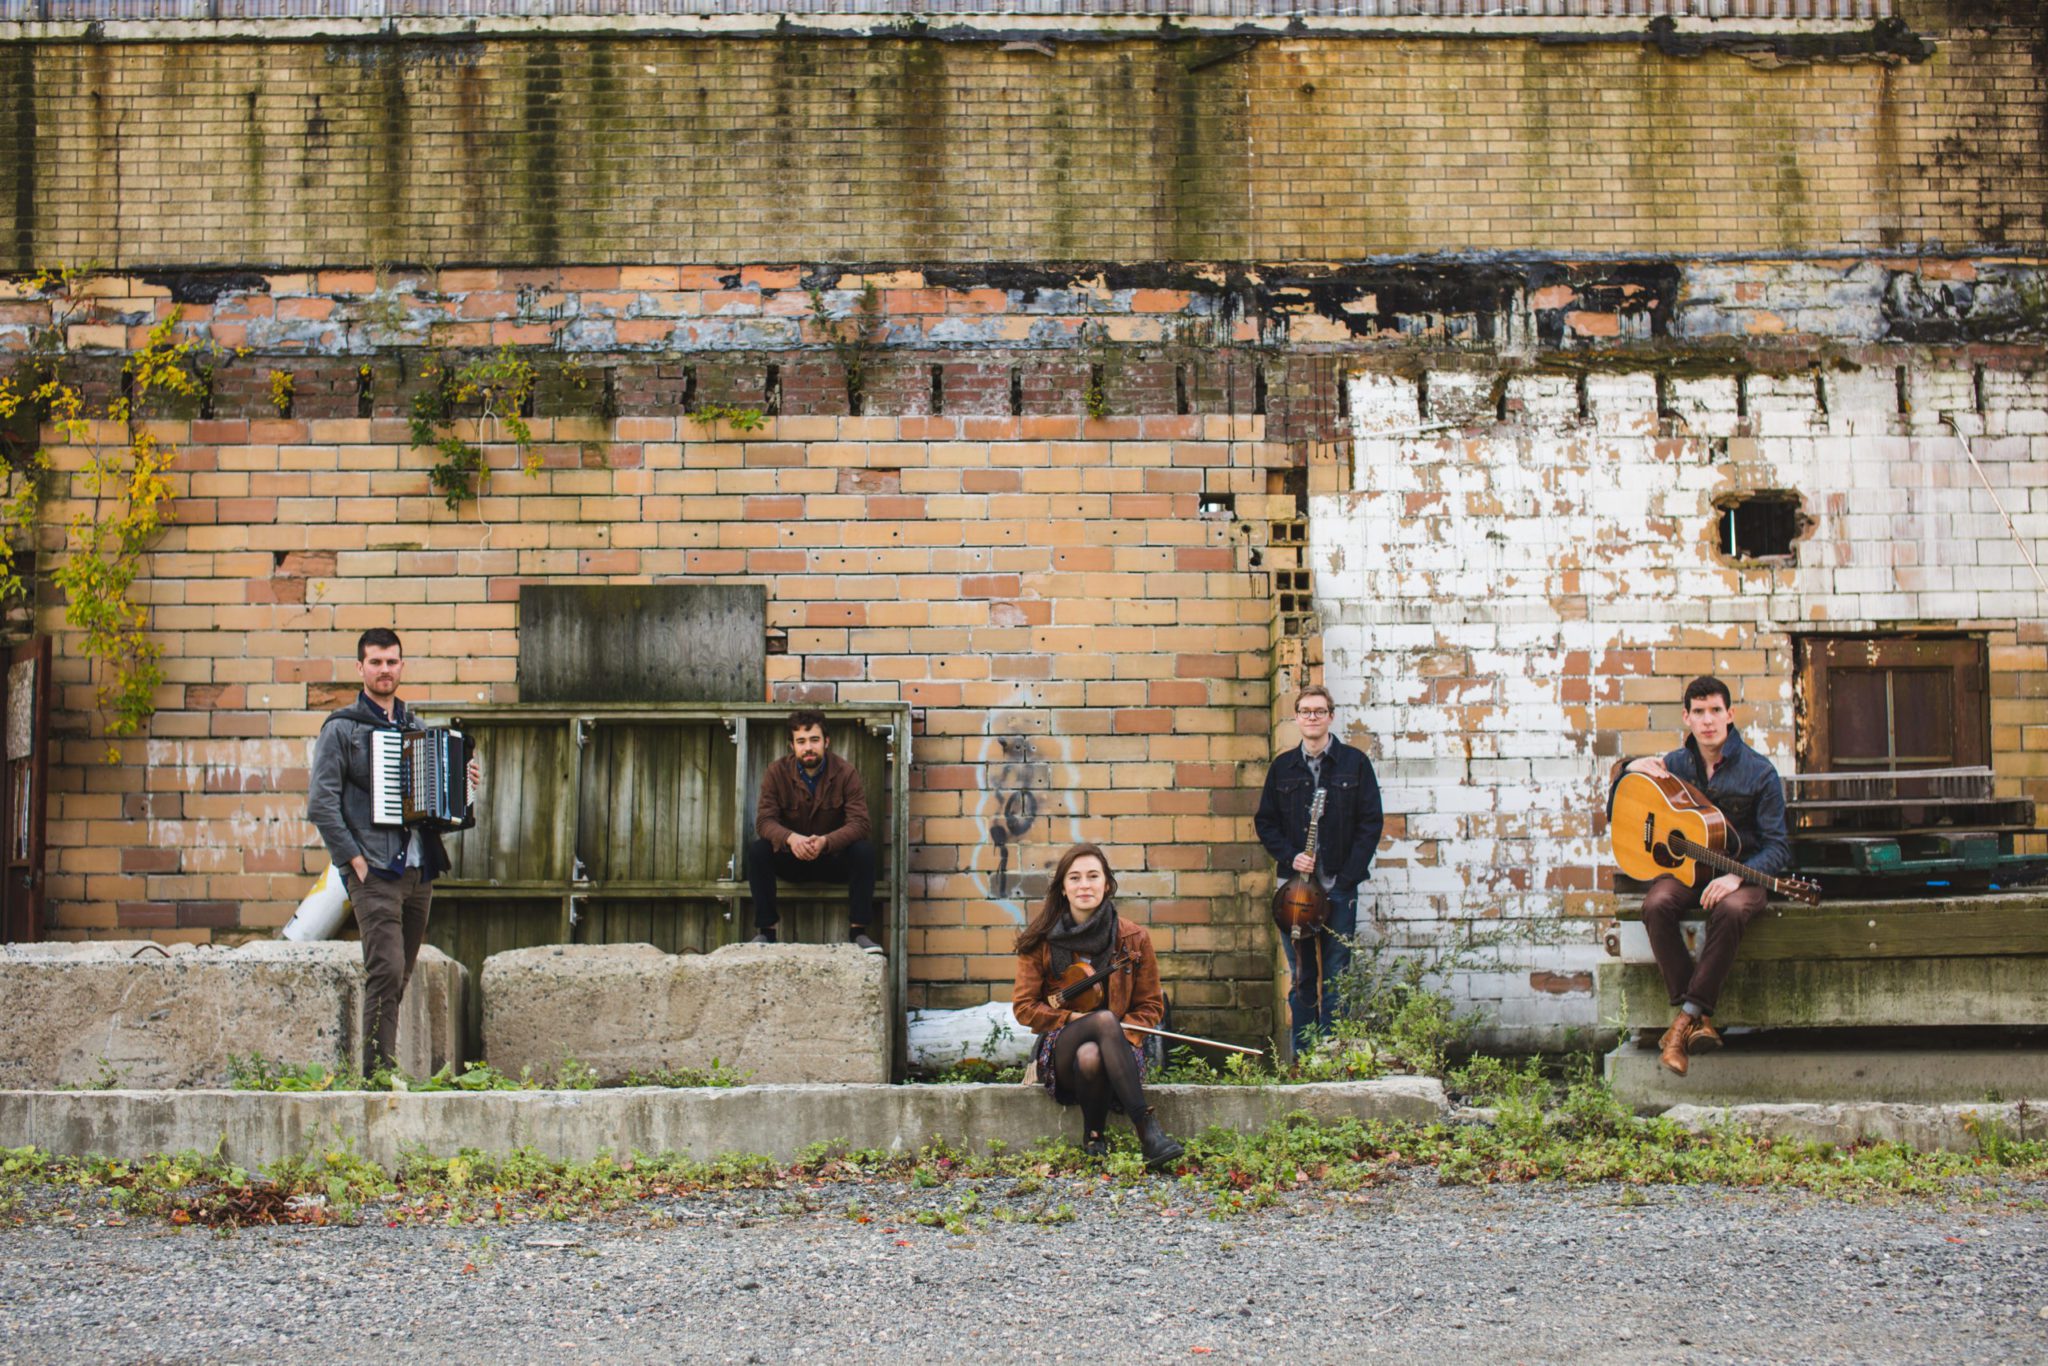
[1777,875,1823,907]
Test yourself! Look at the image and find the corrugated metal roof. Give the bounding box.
[0,0,1893,22]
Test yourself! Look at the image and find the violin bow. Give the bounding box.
[1121,1024,1264,1057]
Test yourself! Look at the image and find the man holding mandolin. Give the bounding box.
[1255,685,1385,1057]
[1615,675,1796,1077]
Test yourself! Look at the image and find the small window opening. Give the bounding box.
[1716,491,1805,561]
[929,364,945,416]
[682,365,699,413]
[1175,364,1190,416]
[1008,365,1023,417]
[763,364,782,418]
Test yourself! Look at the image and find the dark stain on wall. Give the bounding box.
[520,44,564,264]
[1,46,34,272]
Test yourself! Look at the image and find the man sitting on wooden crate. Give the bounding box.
[748,709,884,956]
[1619,675,1792,1077]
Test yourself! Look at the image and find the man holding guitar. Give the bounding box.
[1618,675,1794,1076]
[1255,685,1385,1057]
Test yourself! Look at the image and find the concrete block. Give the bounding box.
[1608,1044,2048,1111]
[482,942,888,1085]
[0,1077,1448,1172]
[0,942,466,1088]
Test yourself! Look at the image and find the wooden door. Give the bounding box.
[0,636,50,943]
[1796,634,1988,774]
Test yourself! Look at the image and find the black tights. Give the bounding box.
[1054,1010,1148,1137]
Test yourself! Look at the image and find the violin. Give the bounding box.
[1045,944,1130,1014]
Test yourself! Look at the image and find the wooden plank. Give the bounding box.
[518,583,765,704]
[1602,956,2048,1030]
[1606,903,2048,961]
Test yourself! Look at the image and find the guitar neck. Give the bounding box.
[1669,832,1785,895]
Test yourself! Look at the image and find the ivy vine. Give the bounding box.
[407,346,540,510]
[0,267,228,759]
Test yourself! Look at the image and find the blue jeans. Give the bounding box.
[1283,886,1357,1056]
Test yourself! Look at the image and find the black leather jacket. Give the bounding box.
[1254,740,1385,890]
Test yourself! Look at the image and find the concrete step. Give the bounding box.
[0,1077,1447,1173]
[1607,1043,2048,1111]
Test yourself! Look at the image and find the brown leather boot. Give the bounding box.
[1657,1012,1694,1076]
[1688,1014,1722,1053]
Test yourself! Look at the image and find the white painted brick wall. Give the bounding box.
[1320,365,2048,1047]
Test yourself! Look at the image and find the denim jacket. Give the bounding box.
[1254,740,1385,890]
[1660,726,1792,876]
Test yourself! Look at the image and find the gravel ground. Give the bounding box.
[2,1173,2045,1365]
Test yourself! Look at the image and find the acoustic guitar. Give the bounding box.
[1610,770,1822,906]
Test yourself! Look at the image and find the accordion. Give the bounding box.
[370,727,476,832]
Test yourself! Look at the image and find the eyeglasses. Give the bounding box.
[1295,707,1331,717]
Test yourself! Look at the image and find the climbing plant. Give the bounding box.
[408,346,539,510]
[0,267,227,759]
[807,282,883,415]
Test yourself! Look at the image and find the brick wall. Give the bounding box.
[4,246,2045,1042]
[1316,360,2048,1043]
[1,5,2044,271]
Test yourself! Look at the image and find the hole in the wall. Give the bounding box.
[1654,372,1674,423]
[1175,364,1190,416]
[763,364,782,418]
[1253,363,1268,417]
[765,630,788,656]
[1735,374,1749,420]
[1814,370,1829,417]
[273,551,288,570]
[1895,365,1910,416]
[1008,365,1023,417]
[1973,364,1987,414]
[1416,372,1431,420]
[929,364,945,417]
[356,364,374,420]
[1575,372,1590,423]
[1335,370,1349,422]
[1714,490,1809,563]
[682,365,698,413]
[1199,492,1235,518]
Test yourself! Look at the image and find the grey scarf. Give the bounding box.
[1046,903,1119,979]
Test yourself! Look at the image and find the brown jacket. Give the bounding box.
[756,750,871,854]
[1012,915,1164,1050]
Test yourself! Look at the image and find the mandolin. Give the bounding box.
[1270,788,1332,940]
[1610,770,1822,906]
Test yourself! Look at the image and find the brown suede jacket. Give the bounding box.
[1012,915,1165,1050]
[756,750,871,854]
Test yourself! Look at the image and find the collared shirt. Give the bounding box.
[1299,741,1336,890]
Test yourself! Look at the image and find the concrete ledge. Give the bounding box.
[0,942,466,1088]
[482,942,888,1084]
[0,1077,1446,1171]
[1660,1101,2048,1154]
[1608,1045,2048,1111]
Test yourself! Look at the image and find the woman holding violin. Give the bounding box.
[1011,843,1185,1170]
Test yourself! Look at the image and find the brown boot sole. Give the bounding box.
[1688,1031,1722,1054]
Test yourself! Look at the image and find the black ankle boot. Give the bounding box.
[1082,1129,1108,1158]
[1135,1106,1184,1171]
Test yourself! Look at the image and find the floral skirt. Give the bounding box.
[1033,1023,1148,1111]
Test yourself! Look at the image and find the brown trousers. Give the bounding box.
[1639,874,1767,1015]
[351,866,433,1074]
